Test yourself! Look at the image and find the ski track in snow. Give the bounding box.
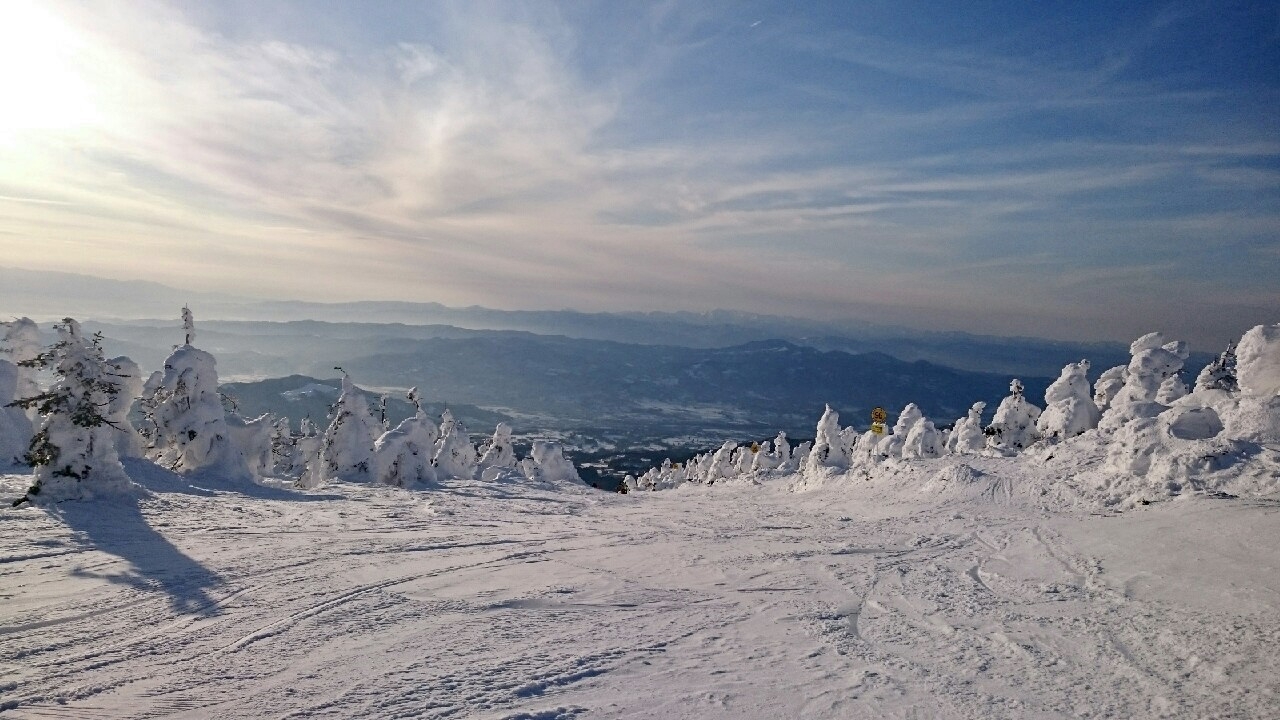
[1,471,1278,719]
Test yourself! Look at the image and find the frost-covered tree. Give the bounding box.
[901,418,944,460]
[269,416,294,475]
[986,379,1041,451]
[1099,333,1186,430]
[751,437,787,472]
[140,309,247,479]
[1234,324,1280,397]
[1037,360,1100,441]
[706,441,739,484]
[520,440,582,485]
[105,355,144,458]
[732,445,755,475]
[319,372,381,482]
[2,318,42,421]
[805,404,852,472]
[0,359,33,465]
[432,408,477,480]
[881,403,924,459]
[1092,365,1128,413]
[9,319,133,505]
[946,401,987,455]
[375,388,440,486]
[228,413,276,478]
[292,418,325,488]
[1156,375,1188,404]
[478,422,517,471]
[1193,342,1238,393]
[791,440,812,470]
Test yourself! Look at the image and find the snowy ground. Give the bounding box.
[2,459,1279,719]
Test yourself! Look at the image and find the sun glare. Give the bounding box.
[0,1,100,145]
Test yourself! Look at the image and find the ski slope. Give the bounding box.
[2,458,1279,719]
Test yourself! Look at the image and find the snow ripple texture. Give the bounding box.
[2,462,1279,719]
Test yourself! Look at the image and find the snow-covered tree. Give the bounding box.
[1099,333,1186,430]
[432,409,477,480]
[706,441,739,484]
[105,355,144,458]
[228,413,276,478]
[1092,365,1128,413]
[791,440,812,470]
[140,309,247,479]
[946,401,987,455]
[9,319,133,505]
[986,379,1041,451]
[1156,375,1188,404]
[751,436,787,472]
[901,418,944,460]
[373,388,439,486]
[319,372,381,482]
[520,440,582,485]
[1037,360,1100,441]
[805,404,852,472]
[2,318,42,421]
[478,422,517,472]
[269,416,294,475]
[881,403,924,459]
[1193,342,1238,393]
[1235,324,1280,397]
[0,359,33,465]
[292,418,325,488]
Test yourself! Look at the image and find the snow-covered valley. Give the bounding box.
[3,455,1279,719]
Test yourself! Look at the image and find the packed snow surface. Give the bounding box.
[3,456,1279,719]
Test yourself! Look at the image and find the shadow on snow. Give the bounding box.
[54,497,227,617]
[122,457,345,502]
[41,459,344,617]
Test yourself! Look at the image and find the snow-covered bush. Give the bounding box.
[140,310,248,480]
[9,319,133,505]
[946,402,986,455]
[986,379,1041,451]
[374,388,440,486]
[1037,360,1100,441]
[432,409,477,480]
[319,373,381,482]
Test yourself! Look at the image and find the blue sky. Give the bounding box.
[0,1,1276,349]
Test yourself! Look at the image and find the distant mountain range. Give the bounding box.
[0,265,1172,377]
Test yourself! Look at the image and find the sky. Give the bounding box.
[0,0,1276,350]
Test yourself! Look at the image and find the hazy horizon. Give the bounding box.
[0,1,1276,348]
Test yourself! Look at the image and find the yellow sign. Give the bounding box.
[871,422,886,434]
[871,406,887,424]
